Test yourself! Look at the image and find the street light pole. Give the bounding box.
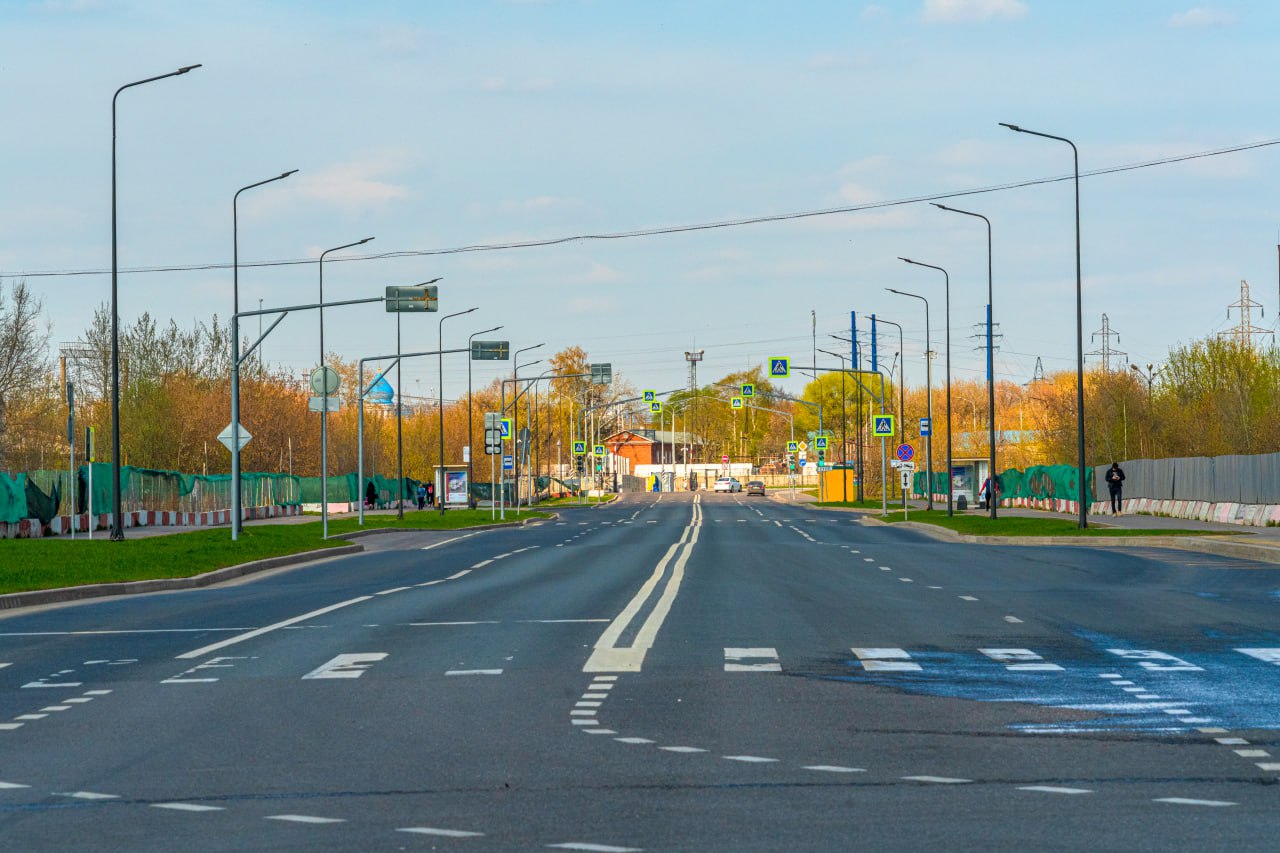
[231,169,296,540]
[319,237,374,539]
[110,63,201,541]
[438,307,479,514]
[886,289,933,511]
[899,259,952,515]
[1000,122,1088,528]
[934,202,998,519]
[392,276,443,521]
[467,324,503,505]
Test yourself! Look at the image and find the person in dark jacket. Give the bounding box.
[1105,462,1125,515]
[426,482,435,507]
[366,480,377,509]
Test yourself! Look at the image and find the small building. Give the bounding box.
[603,429,703,469]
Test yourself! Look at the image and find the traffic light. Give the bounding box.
[818,449,825,466]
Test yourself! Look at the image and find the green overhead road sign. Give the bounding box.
[741,383,755,397]
[872,414,895,437]
[650,401,662,413]
[573,440,586,455]
[731,396,743,409]
[470,340,510,360]
[769,357,790,378]
[590,363,613,385]
[384,284,438,312]
[643,389,656,403]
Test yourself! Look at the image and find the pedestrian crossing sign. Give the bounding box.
[872,414,895,437]
[572,440,586,455]
[731,396,743,409]
[650,401,662,413]
[500,418,512,439]
[593,444,606,457]
[769,357,790,378]
[814,436,828,450]
[786,440,799,452]
[643,389,656,403]
[741,383,754,397]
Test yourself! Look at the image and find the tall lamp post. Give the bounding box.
[110,63,201,541]
[467,324,504,504]
[934,202,998,519]
[886,288,934,510]
[899,258,952,515]
[437,307,479,514]
[230,169,296,540]
[509,344,544,510]
[394,277,442,520]
[319,237,374,539]
[1000,122,1088,528]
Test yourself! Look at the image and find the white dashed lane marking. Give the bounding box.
[152,802,225,812]
[902,776,971,784]
[724,647,781,672]
[1154,798,1235,807]
[399,827,484,838]
[445,669,504,676]
[1019,786,1092,795]
[266,814,346,824]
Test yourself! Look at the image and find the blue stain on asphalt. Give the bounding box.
[807,635,1280,734]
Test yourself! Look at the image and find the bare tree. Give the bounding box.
[0,280,52,466]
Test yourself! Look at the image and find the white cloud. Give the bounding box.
[497,195,572,214]
[253,150,415,217]
[921,0,1027,23]
[1168,7,1237,27]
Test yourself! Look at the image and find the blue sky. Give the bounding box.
[2,0,1278,402]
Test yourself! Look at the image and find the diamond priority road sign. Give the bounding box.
[217,422,252,452]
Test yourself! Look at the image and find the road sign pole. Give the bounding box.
[490,452,495,520]
[881,437,887,518]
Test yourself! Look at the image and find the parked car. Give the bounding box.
[713,477,742,493]
[745,480,766,496]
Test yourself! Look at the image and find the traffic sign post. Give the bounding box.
[741,383,754,398]
[786,440,799,453]
[919,417,931,436]
[872,414,895,438]
[650,401,662,414]
[500,418,512,440]
[895,443,915,463]
[642,389,656,403]
[573,440,586,455]
[768,357,790,378]
[731,396,743,410]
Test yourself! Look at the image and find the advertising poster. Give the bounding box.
[445,470,469,505]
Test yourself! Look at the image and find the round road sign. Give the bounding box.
[721,454,729,464]
[310,366,341,395]
[895,443,915,462]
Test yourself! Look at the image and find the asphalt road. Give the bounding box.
[0,492,1277,850]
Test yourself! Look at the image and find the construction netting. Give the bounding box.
[18,466,301,523]
[914,464,1092,502]
[298,474,423,507]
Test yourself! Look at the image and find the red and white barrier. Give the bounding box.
[4,504,303,539]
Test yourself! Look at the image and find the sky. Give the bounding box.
[3,0,1279,406]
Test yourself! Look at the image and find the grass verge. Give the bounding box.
[879,509,1226,537]
[815,499,900,510]
[0,510,546,596]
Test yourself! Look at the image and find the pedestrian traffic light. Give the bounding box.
[818,449,825,465]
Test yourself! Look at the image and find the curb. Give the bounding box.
[874,520,1280,565]
[329,512,558,541]
[0,544,365,612]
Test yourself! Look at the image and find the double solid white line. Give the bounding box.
[584,497,701,673]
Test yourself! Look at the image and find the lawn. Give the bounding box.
[881,509,1221,537]
[0,510,548,596]
[815,499,901,510]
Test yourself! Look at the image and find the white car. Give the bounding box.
[713,477,742,493]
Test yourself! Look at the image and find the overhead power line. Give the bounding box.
[6,136,1279,281]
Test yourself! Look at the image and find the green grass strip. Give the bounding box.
[879,509,1228,537]
[0,510,547,595]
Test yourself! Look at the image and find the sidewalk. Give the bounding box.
[990,503,1280,543]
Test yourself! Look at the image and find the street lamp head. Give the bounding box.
[898,257,916,266]
[280,169,299,179]
[177,64,203,74]
[358,236,374,245]
[1129,364,1140,372]
[931,203,951,211]
[998,122,1022,132]
[421,276,443,285]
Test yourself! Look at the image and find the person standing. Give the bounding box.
[1105,462,1126,515]
[365,480,377,510]
[416,482,427,511]
[426,481,435,507]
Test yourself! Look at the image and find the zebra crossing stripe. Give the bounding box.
[724,648,781,672]
[1236,648,1280,665]
[979,648,1064,671]
[851,648,921,672]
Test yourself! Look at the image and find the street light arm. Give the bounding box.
[114,65,202,104]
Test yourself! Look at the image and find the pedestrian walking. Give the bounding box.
[426,481,435,507]
[416,483,427,511]
[1105,462,1125,515]
[365,480,377,510]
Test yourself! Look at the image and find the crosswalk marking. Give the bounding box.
[302,653,387,680]
[1107,649,1202,671]
[724,648,781,672]
[851,648,921,672]
[979,648,1064,671]
[1236,648,1280,665]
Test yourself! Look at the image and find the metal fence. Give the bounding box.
[1094,452,1280,505]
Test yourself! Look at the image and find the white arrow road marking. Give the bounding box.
[303,653,387,680]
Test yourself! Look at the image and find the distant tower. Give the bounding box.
[1223,279,1273,346]
[1026,357,1045,386]
[684,349,704,392]
[1086,314,1127,372]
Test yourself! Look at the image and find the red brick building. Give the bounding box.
[603,429,702,468]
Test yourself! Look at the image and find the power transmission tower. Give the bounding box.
[1086,314,1127,372]
[685,349,703,463]
[1026,356,1045,385]
[1222,279,1273,346]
